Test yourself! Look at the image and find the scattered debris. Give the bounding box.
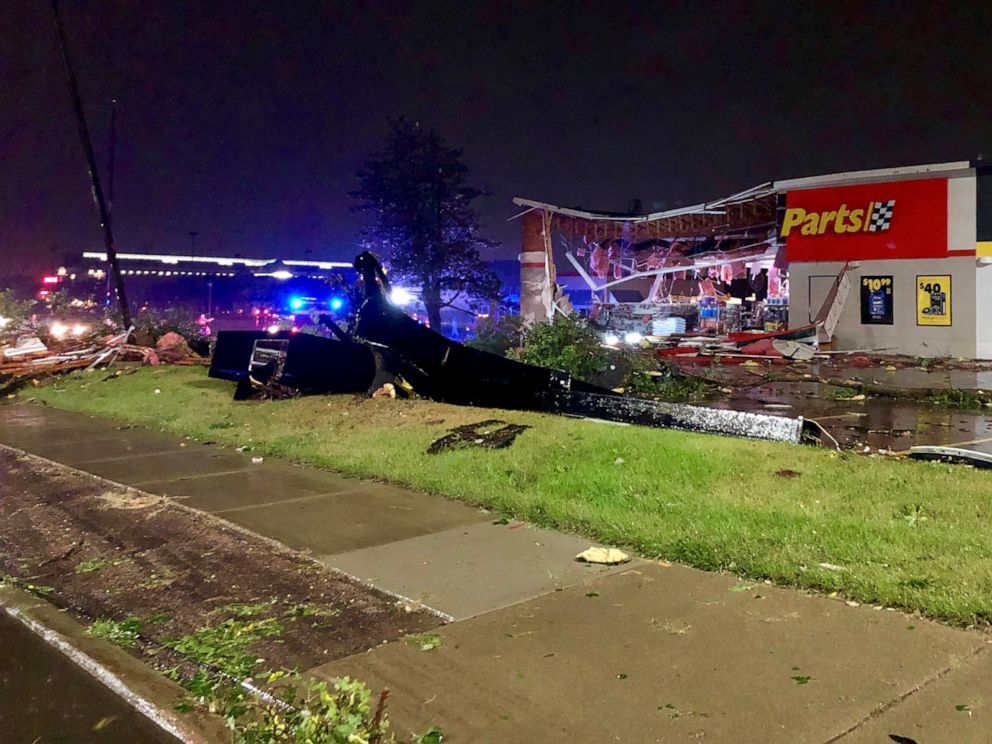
[0,321,204,393]
[426,419,530,455]
[1,328,130,385]
[575,547,630,565]
[371,382,397,399]
[2,336,48,358]
[154,331,194,363]
[816,563,845,572]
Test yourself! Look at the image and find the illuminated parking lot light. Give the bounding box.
[603,333,620,346]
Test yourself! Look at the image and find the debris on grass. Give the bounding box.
[427,419,530,455]
[816,563,844,572]
[899,504,930,527]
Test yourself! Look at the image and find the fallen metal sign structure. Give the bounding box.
[209,252,817,445]
[547,392,807,443]
[908,445,992,468]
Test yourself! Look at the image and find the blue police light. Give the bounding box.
[289,297,305,311]
[329,297,344,311]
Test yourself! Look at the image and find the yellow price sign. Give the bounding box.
[916,275,951,326]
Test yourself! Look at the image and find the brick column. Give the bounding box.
[519,210,550,323]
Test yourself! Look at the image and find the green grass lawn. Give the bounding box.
[23,365,992,626]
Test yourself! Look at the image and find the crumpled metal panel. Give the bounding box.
[548,391,807,444]
[655,402,806,443]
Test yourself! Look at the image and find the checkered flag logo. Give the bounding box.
[868,200,895,232]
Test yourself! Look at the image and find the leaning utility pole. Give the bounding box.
[107,98,117,212]
[50,0,132,329]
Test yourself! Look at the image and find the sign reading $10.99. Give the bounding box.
[859,275,893,325]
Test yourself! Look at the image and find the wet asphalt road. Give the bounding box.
[0,614,177,744]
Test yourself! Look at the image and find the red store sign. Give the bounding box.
[782,177,948,262]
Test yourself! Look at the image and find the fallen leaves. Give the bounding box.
[406,632,442,652]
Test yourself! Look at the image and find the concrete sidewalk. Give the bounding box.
[2,402,989,742]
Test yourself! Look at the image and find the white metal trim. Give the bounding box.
[774,161,970,191]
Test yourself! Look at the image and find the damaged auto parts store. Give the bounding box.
[515,160,992,359]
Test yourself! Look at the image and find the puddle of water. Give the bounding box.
[695,365,992,453]
[0,614,177,743]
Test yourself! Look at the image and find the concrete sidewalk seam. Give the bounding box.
[2,601,200,744]
[61,446,198,465]
[212,488,368,515]
[0,442,454,623]
[136,466,259,487]
[130,467,252,486]
[823,642,991,743]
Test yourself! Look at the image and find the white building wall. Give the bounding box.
[948,176,977,252]
[790,258,977,358]
[976,262,992,359]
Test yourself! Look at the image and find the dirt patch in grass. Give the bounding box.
[0,448,440,675]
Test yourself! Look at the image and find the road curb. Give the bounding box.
[0,584,228,744]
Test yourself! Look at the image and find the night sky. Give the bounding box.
[3,0,991,277]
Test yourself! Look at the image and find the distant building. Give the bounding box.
[41,251,353,317]
[47,251,513,337]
